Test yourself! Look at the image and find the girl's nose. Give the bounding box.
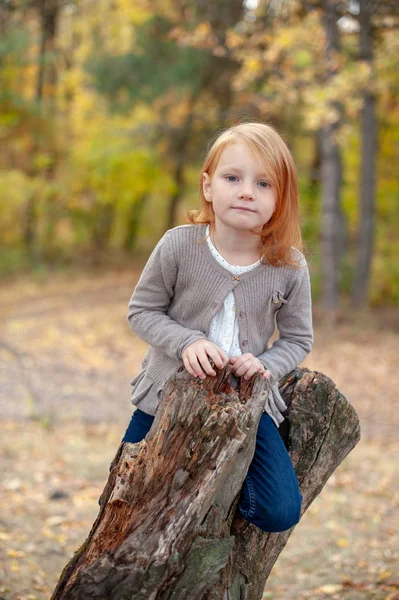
[238,183,255,200]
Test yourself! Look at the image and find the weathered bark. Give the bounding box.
[226,368,361,599]
[351,0,377,305]
[51,365,360,600]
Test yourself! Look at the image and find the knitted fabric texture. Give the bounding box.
[127,223,313,424]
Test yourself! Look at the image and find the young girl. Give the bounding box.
[122,122,313,533]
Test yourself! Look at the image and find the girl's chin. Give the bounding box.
[214,217,264,232]
[221,224,262,234]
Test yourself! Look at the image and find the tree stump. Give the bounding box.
[51,366,360,600]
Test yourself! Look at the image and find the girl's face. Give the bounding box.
[202,142,276,236]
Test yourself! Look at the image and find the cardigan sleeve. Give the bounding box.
[127,231,207,360]
[257,259,313,383]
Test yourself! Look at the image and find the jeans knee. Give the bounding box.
[247,491,302,533]
[269,496,301,532]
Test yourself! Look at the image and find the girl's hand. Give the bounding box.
[182,340,229,380]
[230,354,271,381]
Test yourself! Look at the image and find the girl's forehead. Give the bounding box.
[216,142,267,171]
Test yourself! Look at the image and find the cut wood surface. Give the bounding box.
[51,366,360,600]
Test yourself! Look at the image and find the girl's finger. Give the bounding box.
[210,344,228,367]
[182,355,197,378]
[243,365,263,380]
[242,365,256,380]
[231,356,244,369]
[188,354,206,379]
[197,350,216,377]
[231,355,252,373]
[219,349,229,366]
[233,362,252,377]
[207,347,225,370]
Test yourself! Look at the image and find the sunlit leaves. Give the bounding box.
[0,0,397,300]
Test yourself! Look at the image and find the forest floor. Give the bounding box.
[0,268,398,600]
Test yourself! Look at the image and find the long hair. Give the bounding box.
[186,122,304,267]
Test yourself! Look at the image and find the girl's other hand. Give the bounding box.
[182,340,229,380]
[230,354,271,381]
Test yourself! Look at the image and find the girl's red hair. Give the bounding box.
[186,122,304,267]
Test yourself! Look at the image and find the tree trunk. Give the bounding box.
[123,194,148,252]
[35,0,60,111]
[351,0,377,305]
[166,155,187,232]
[51,366,360,600]
[23,0,61,259]
[309,130,322,187]
[320,0,346,312]
[320,123,345,310]
[92,202,116,252]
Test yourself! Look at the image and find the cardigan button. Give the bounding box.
[242,340,248,346]
[239,311,245,318]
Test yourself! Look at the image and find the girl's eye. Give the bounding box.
[226,175,238,182]
[259,181,271,188]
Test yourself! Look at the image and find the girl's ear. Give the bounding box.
[202,172,212,203]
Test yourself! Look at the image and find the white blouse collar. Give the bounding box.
[205,225,261,274]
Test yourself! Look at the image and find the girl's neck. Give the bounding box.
[211,225,261,266]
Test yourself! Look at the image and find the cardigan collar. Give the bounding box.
[197,224,269,281]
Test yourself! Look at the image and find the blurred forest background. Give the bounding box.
[1,1,399,599]
[0,0,398,307]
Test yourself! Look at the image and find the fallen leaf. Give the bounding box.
[7,549,25,558]
[318,583,343,594]
[378,570,393,582]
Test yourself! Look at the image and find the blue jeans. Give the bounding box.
[122,409,302,533]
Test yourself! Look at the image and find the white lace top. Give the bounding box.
[205,225,260,357]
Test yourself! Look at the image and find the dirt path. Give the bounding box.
[0,270,398,599]
[1,269,398,439]
[0,421,398,600]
